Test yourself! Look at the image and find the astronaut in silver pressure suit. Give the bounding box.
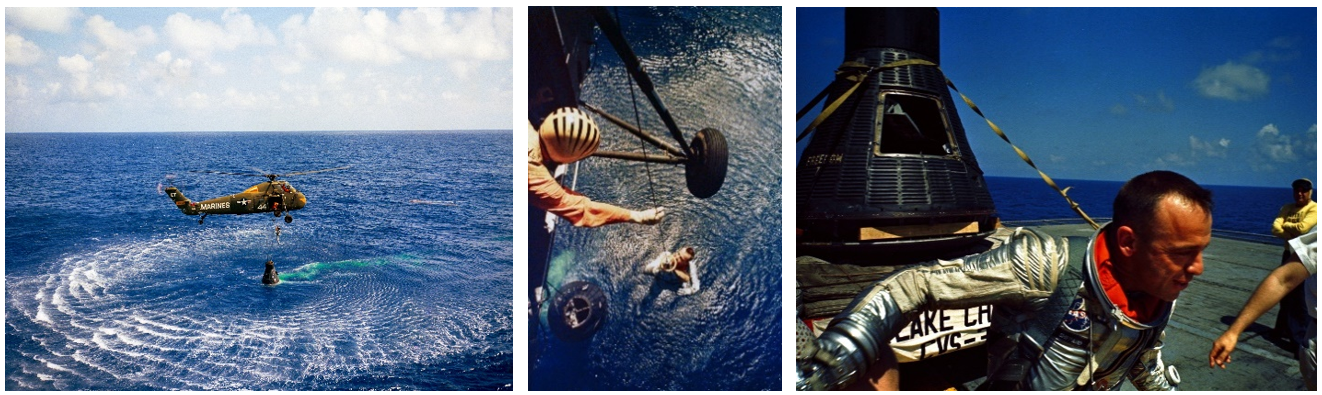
[797,170,1212,391]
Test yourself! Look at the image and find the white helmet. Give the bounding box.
[539,107,600,163]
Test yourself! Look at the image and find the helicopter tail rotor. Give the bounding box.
[157,174,178,195]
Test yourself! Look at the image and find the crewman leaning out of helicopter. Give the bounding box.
[529,107,665,227]
[798,171,1208,391]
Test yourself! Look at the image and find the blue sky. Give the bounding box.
[797,8,1317,188]
[6,7,511,132]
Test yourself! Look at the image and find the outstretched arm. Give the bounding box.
[527,125,663,228]
[1208,257,1310,369]
[798,228,1070,390]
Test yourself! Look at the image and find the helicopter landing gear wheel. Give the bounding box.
[198,213,207,225]
[284,214,293,224]
[684,128,728,199]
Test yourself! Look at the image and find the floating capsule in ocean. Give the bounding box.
[548,281,606,342]
[263,260,280,285]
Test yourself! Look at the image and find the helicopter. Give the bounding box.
[163,166,349,224]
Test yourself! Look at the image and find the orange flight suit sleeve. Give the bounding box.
[528,127,634,228]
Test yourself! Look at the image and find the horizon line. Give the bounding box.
[983,174,1301,190]
[4,129,513,134]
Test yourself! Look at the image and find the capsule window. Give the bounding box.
[873,92,957,157]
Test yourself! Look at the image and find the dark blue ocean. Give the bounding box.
[529,7,781,391]
[987,176,1299,244]
[5,131,512,390]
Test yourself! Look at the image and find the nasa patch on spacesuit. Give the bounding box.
[1063,297,1090,332]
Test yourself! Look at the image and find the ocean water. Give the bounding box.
[529,7,782,391]
[5,131,512,390]
[988,176,1300,243]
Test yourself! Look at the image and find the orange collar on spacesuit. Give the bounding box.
[1094,230,1163,323]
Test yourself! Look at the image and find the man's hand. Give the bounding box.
[631,207,665,225]
[1209,331,1238,369]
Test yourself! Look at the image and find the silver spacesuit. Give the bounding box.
[796,226,1180,390]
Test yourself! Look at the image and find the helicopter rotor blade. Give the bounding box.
[280,166,351,177]
[249,167,279,181]
[188,170,268,177]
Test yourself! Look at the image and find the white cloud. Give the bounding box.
[1155,152,1195,168]
[84,15,156,55]
[180,91,209,109]
[7,8,81,33]
[1304,124,1318,158]
[1192,61,1269,101]
[281,8,404,65]
[1109,103,1127,115]
[7,7,511,132]
[278,7,510,69]
[203,61,227,76]
[58,54,93,75]
[1268,36,1295,48]
[394,8,511,61]
[153,51,193,79]
[164,8,275,59]
[7,74,32,99]
[1189,135,1229,158]
[1132,90,1174,113]
[322,68,346,85]
[55,53,127,101]
[1156,134,1232,169]
[6,33,44,65]
[449,60,480,79]
[1250,123,1314,173]
[221,87,278,108]
[269,54,304,75]
[1255,124,1294,162]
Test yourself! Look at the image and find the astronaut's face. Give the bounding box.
[1125,196,1212,302]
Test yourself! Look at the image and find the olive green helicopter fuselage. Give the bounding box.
[165,180,307,224]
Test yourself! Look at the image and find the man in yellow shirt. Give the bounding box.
[1272,178,1316,346]
[1274,178,1317,241]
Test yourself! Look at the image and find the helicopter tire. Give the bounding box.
[684,128,728,199]
[284,215,293,224]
